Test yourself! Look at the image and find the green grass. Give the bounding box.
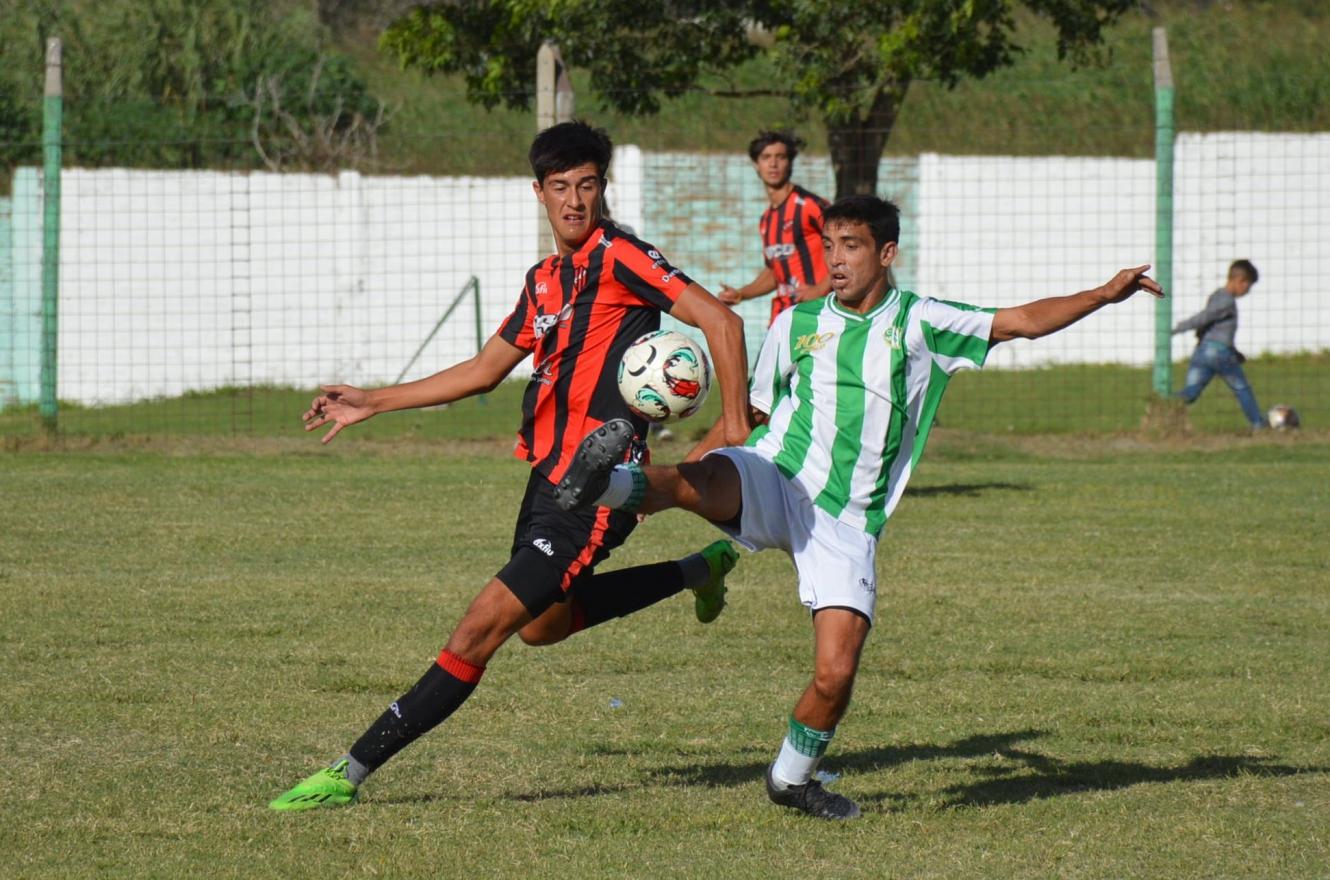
[3,352,1324,441]
[2,432,1329,878]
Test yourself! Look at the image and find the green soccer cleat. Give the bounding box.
[268,759,358,812]
[694,540,738,623]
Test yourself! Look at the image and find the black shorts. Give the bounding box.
[496,468,639,617]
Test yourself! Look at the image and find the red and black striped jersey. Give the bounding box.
[759,184,830,324]
[499,222,692,483]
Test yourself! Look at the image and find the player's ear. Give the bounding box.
[879,241,898,269]
[532,180,545,204]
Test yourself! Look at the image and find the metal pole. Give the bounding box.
[471,277,483,356]
[536,42,557,132]
[1152,27,1175,397]
[40,37,62,431]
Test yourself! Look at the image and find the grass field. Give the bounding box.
[2,351,1324,442]
[2,427,1328,878]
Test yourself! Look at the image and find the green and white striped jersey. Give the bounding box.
[746,289,994,536]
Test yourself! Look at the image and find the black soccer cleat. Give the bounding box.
[554,419,635,511]
[765,763,861,820]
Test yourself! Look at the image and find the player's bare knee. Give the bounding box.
[517,616,568,646]
[516,627,559,646]
[811,663,857,706]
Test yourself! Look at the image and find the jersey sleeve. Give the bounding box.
[498,268,539,351]
[915,297,996,376]
[805,193,829,235]
[748,308,794,415]
[609,237,694,311]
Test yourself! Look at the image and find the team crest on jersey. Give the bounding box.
[573,266,588,294]
[794,331,835,356]
[883,326,903,350]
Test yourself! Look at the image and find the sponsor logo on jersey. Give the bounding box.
[763,243,797,260]
[533,538,555,556]
[883,326,903,350]
[389,702,402,718]
[532,302,574,339]
[535,281,548,295]
[661,268,681,284]
[794,331,836,356]
[858,577,876,594]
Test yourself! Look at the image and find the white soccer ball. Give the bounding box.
[617,329,711,423]
[1267,404,1301,430]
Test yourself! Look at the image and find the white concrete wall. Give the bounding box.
[4,131,1327,407]
[916,133,1330,368]
[52,168,538,405]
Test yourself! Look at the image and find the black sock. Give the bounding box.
[348,650,485,774]
[571,561,686,631]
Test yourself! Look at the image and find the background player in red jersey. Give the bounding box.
[269,121,751,811]
[718,131,832,324]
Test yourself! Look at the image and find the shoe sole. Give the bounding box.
[554,419,634,511]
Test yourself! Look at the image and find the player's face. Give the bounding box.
[753,143,793,188]
[534,162,604,248]
[1229,272,1254,297]
[823,220,897,310]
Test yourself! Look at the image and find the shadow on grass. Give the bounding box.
[385,728,1322,807]
[917,752,1320,811]
[649,729,1322,810]
[647,729,1050,792]
[904,481,1033,498]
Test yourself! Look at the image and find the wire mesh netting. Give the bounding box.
[2,98,1327,441]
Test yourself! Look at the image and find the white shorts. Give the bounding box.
[708,446,879,623]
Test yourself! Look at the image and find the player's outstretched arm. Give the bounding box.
[1171,294,1233,335]
[670,283,751,448]
[718,267,777,305]
[990,265,1164,345]
[303,334,528,444]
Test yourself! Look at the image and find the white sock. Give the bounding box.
[770,737,821,789]
[594,464,644,509]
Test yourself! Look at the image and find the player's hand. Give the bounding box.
[1102,265,1165,303]
[717,284,742,306]
[721,416,752,448]
[303,383,375,444]
[793,284,824,303]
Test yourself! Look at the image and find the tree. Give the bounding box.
[380,0,1131,197]
[0,0,386,173]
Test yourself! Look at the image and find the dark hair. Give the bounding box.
[529,120,613,182]
[747,130,803,163]
[823,195,901,250]
[1229,259,1259,284]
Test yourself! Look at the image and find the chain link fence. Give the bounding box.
[3,97,1327,441]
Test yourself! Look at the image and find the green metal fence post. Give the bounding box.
[472,277,487,404]
[40,37,63,431]
[1152,27,1175,397]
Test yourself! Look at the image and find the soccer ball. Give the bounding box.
[1267,404,1301,430]
[617,329,711,422]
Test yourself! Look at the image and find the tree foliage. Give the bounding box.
[381,0,1132,196]
[0,0,387,174]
